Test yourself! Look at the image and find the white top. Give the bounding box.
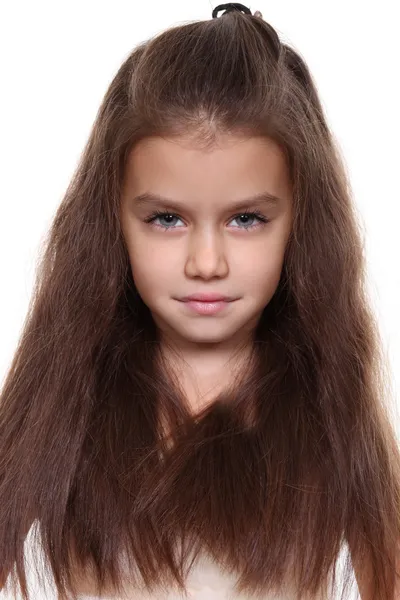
[0,523,360,599]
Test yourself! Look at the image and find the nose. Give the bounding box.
[185,230,229,280]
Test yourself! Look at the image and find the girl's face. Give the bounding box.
[120,134,293,347]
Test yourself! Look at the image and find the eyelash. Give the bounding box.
[143,209,270,232]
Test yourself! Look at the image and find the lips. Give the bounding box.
[180,293,233,302]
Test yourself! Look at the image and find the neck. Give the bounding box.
[157,337,255,414]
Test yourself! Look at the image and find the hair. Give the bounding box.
[1,7,400,600]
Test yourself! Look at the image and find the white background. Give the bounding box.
[0,3,399,597]
[0,0,399,438]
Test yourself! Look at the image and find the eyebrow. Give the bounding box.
[132,191,282,212]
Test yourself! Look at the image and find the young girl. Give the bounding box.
[1,3,399,599]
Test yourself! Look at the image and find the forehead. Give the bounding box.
[122,134,292,206]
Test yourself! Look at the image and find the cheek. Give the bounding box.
[241,254,285,296]
[127,248,172,299]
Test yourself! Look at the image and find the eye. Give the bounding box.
[229,210,269,230]
[144,209,270,231]
[144,211,185,230]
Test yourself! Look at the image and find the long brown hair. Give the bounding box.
[1,8,399,600]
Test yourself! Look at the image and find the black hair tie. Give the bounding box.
[212,3,252,18]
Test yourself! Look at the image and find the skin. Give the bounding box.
[120,133,293,413]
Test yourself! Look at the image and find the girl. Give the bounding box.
[1,3,399,599]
